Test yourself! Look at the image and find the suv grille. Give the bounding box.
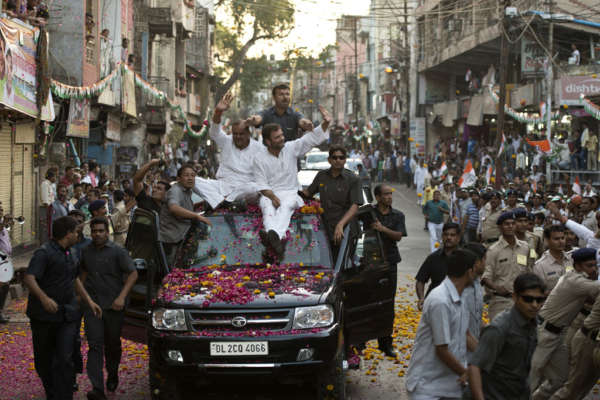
[188,309,292,332]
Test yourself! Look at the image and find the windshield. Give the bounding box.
[345,159,362,172]
[183,213,332,268]
[306,153,328,164]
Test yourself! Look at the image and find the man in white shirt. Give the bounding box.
[195,93,262,210]
[414,160,427,205]
[252,105,331,258]
[40,170,57,206]
[406,249,478,399]
[570,44,580,65]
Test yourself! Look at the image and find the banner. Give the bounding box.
[67,98,90,138]
[121,66,136,117]
[526,138,551,153]
[106,112,121,141]
[0,19,38,117]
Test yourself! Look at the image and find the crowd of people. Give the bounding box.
[16,76,600,400]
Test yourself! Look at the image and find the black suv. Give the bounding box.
[123,205,396,400]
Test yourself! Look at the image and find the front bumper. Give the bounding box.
[148,323,340,381]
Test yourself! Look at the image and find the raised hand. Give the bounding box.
[318,105,332,131]
[216,92,233,113]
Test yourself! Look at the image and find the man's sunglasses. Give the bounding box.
[330,156,346,160]
[520,295,546,304]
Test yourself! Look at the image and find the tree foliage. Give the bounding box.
[213,0,295,102]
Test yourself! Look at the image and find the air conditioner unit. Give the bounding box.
[505,7,518,17]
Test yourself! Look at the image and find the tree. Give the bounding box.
[213,0,295,102]
[238,56,272,108]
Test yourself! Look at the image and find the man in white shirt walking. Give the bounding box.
[195,93,262,210]
[252,105,331,258]
[406,248,478,399]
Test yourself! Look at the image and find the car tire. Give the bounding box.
[149,365,181,400]
[315,331,346,400]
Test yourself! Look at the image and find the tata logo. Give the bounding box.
[231,316,247,328]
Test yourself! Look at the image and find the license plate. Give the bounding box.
[210,341,268,356]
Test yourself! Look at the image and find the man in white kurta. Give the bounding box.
[252,105,331,255]
[195,93,263,209]
[414,161,427,204]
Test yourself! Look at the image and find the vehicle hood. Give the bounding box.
[305,161,330,170]
[156,264,334,309]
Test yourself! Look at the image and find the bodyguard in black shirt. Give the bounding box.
[414,222,461,310]
[81,217,137,400]
[371,184,407,358]
[24,216,101,400]
[303,145,363,259]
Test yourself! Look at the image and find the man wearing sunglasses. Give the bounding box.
[536,247,600,400]
[302,145,362,260]
[468,273,546,400]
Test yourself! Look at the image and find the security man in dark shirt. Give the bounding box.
[468,273,545,400]
[81,217,138,400]
[23,216,101,400]
[132,158,170,214]
[370,183,407,357]
[303,145,363,259]
[414,222,461,310]
[248,83,312,142]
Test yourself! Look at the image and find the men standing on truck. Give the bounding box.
[371,183,407,357]
[252,105,331,258]
[302,144,363,259]
[80,217,138,400]
[195,92,262,210]
[159,164,212,263]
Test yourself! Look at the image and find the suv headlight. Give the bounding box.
[152,308,187,331]
[293,305,334,329]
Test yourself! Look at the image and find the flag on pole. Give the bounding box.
[526,138,552,153]
[439,161,448,179]
[498,133,506,157]
[485,165,493,185]
[459,160,477,188]
[572,176,581,195]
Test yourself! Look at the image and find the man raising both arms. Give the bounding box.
[252,105,331,258]
[195,92,262,210]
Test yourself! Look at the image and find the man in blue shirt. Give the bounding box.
[423,189,450,252]
[248,83,312,142]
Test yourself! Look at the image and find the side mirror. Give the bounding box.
[133,258,147,271]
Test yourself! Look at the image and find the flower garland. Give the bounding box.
[50,63,208,139]
[50,63,121,99]
[580,94,600,120]
[487,86,561,124]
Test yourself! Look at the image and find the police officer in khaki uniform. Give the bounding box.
[550,248,600,400]
[514,208,541,268]
[532,225,571,293]
[529,247,600,400]
[480,191,504,245]
[482,211,531,320]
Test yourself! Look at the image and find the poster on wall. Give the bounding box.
[106,113,121,141]
[410,117,426,156]
[66,98,90,138]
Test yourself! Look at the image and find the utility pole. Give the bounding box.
[353,16,359,124]
[546,0,554,142]
[403,0,410,157]
[496,1,511,189]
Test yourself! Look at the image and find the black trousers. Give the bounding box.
[0,283,9,311]
[30,318,78,400]
[378,270,398,348]
[84,309,124,392]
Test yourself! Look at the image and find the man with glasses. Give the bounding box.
[194,92,262,211]
[302,145,362,259]
[468,273,546,400]
[481,211,531,320]
[529,247,600,400]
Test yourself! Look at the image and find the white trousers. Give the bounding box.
[195,177,259,209]
[259,190,303,239]
[428,221,443,253]
[416,182,424,204]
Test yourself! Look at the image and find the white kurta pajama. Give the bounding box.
[252,125,329,239]
[195,123,263,208]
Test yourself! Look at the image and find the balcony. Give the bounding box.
[146,0,194,36]
[147,7,174,36]
[142,76,172,128]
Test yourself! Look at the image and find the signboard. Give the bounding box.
[521,37,545,75]
[0,19,40,117]
[106,113,121,141]
[121,67,137,117]
[410,117,426,156]
[559,75,600,105]
[66,98,90,138]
